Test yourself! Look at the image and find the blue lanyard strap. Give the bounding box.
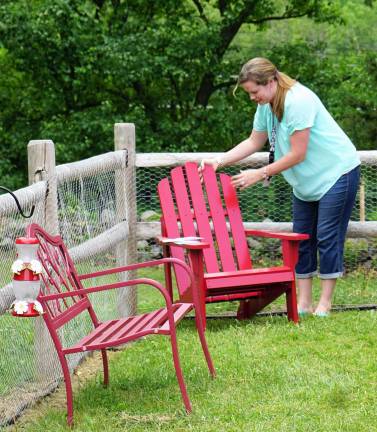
[263,116,276,187]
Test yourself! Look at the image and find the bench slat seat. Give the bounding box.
[64,303,193,354]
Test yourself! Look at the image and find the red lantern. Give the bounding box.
[11,237,43,317]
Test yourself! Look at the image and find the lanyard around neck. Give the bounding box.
[263,115,277,187]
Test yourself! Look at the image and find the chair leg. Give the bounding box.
[286,282,299,323]
[237,299,253,319]
[169,327,192,413]
[60,354,74,426]
[201,302,207,331]
[194,312,216,377]
[237,290,284,320]
[101,349,109,387]
[237,298,271,319]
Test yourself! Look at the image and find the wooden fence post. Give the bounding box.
[114,123,138,316]
[28,140,60,379]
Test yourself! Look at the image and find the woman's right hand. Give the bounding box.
[198,158,220,182]
[199,158,220,170]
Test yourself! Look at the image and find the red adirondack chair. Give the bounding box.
[26,223,215,426]
[157,162,309,327]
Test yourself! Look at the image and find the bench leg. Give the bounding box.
[169,327,192,413]
[60,354,74,426]
[101,349,109,387]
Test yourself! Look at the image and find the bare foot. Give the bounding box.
[297,303,313,314]
[314,301,331,316]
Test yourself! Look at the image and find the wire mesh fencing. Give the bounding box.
[0,144,376,427]
[135,157,377,279]
[0,184,47,426]
[0,150,134,426]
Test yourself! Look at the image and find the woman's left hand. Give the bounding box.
[231,169,263,190]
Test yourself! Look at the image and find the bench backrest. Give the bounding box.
[27,223,99,331]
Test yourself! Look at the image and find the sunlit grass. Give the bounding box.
[8,311,377,431]
[3,265,377,430]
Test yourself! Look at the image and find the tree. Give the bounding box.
[0,0,366,188]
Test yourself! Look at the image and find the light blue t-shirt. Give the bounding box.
[253,83,360,201]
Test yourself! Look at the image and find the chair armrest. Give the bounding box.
[245,229,309,241]
[156,235,210,249]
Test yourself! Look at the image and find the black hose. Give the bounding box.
[189,304,377,319]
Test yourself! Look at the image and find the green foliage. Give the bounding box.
[0,0,375,189]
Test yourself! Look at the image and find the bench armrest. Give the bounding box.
[78,257,194,280]
[40,256,203,323]
[40,277,166,301]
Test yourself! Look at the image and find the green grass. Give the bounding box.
[0,315,35,394]
[4,266,377,431]
[7,311,377,431]
[3,266,377,430]
[137,267,377,315]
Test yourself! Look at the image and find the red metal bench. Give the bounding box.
[27,223,215,426]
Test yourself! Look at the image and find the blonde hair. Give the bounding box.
[235,57,296,122]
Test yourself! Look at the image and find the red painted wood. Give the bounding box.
[158,177,191,294]
[171,166,197,238]
[205,270,293,290]
[183,163,219,272]
[204,265,292,279]
[220,174,252,270]
[157,162,309,324]
[245,229,309,241]
[197,163,235,272]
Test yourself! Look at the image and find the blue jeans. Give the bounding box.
[293,166,360,279]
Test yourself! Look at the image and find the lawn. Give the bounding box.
[4,268,377,432]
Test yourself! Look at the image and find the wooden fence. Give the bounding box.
[0,122,376,425]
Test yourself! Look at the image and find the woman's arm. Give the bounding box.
[199,130,268,171]
[232,128,310,189]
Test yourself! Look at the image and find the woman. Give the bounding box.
[200,57,360,317]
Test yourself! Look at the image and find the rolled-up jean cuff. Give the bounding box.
[319,272,343,279]
[295,271,318,279]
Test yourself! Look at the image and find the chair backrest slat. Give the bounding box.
[199,164,236,272]
[171,166,197,238]
[183,164,220,273]
[220,174,252,269]
[157,177,191,294]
